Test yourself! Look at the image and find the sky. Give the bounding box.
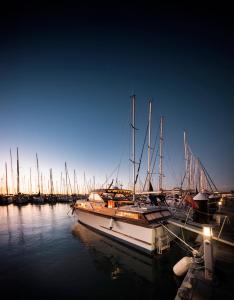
[0,1,233,193]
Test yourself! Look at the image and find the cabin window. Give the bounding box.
[116,211,139,219]
[160,211,171,217]
[144,212,162,221]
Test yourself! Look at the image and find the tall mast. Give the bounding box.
[17,147,20,194]
[5,162,8,195]
[10,149,14,194]
[159,116,164,191]
[131,94,136,202]
[36,153,40,194]
[148,99,152,190]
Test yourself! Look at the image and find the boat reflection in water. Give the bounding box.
[72,222,183,297]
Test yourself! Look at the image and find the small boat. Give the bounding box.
[31,194,44,204]
[13,194,29,205]
[0,195,13,205]
[73,188,173,255]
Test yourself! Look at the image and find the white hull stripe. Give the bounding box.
[100,225,152,246]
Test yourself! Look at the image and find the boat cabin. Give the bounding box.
[75,188,172,226]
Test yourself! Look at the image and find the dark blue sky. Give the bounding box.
[0,1,233,192]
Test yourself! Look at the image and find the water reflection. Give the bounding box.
[17,206,25,245]
[0,203,72,248]
[0,204,182,300]
[6,205,12,245]
[72,223,181,286]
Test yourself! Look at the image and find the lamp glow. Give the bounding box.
[203,226,212,238]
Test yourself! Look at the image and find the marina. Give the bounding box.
[0,94,233,299]
[1,2,233,299]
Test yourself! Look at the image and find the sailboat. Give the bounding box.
[32,153,44,204]
[13,148,29,205]
[0,162,13,205]
[73,96,174,255]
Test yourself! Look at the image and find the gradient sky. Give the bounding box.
[0,1,233,193]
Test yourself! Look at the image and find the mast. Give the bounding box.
[183,131,190,191]
[158,116,164,191]
[84,172,86,194]
[41,172,43,194]
[131,94,136,202]
[50,168,54,195]
[36,153,40,194]
[10,149,14,194]
[147,99,152,190]
[65,162,68,195]
[5,162,8,195]
[29,167,32,194]
[17,147,20,194]
[60,172,63,194]
[73,169,76,194]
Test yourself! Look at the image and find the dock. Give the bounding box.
[168,218,234,247]
[170,207,234,300]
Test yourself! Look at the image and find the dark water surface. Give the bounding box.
[0,204,188,299]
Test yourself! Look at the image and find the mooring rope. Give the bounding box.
[160,222,199,256]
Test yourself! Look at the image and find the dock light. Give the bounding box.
[203,226,212,238]
[218,201,222,206]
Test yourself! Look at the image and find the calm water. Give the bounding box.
[0,204,193,299]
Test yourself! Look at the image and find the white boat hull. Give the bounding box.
[75,208,169,254]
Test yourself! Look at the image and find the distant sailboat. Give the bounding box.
[32,153,44,204]
[14,148,29,205]
[0,163,13,205]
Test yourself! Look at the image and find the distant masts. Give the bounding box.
[65,162,68,195]
[41,172,43,194]
[50,168,54,195]
[29,167,32,194]
[73,170,76,194]
[36,153,40,194]
[65,162,72,195]
[10,148,14,194]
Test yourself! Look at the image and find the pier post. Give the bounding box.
[203,226,214,281]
